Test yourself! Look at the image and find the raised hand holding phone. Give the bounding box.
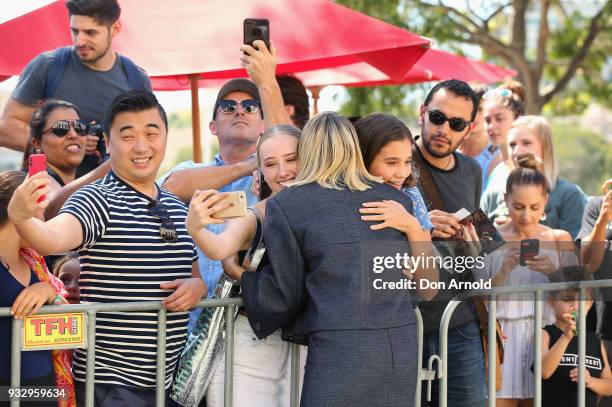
[7,171,50,224]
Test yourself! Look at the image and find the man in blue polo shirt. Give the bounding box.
[160,79,263,329]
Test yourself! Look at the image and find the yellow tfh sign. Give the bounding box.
[22,313,87,351]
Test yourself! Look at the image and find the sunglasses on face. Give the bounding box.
[42,120,89,137]
[427,110,471,132]
[147,201,178,243]
[217,99,260,114]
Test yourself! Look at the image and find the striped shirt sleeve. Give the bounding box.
[59,184,110,249]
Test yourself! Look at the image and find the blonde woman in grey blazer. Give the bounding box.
[233,112,437,406]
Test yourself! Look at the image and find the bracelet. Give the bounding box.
[52,295,63,305]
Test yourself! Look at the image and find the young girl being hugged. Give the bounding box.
[541,266,612,407]
[354,113,434,233]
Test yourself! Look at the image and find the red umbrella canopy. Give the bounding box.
[150,49,516,91]
[0,0,429,81]
[328,49,517,87]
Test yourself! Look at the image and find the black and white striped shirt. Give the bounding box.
[59,171,197,388]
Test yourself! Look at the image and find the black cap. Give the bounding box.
[213,78,260,118]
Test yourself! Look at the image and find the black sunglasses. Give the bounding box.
[42,120,89,137]
[427,110,471,132]
[217,99,260,114]
[147,201,178,243]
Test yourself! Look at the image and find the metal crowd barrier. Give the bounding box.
[436,279,612,407]
[1,298,425,407]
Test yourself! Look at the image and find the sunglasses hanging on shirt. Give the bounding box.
[147,201,178,243]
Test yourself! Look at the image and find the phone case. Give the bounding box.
[28,154,46,177]
[28,153,47,203]
[244,18,270,50]
[519,239,539,266]
[213,192,248,219]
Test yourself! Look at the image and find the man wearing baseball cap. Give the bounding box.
[161,78,264,315]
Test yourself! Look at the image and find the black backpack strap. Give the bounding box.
[44,46,72,99]
[412,143,447,212]
[119,54,149,90]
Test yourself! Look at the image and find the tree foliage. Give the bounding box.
[335,0,611,116]
[552,120,611,196]
[337,85,421,122]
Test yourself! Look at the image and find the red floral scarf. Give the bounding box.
[20,248,76,407]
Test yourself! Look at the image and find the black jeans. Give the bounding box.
[75,382,175,407]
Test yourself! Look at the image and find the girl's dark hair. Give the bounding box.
[505,153,549,195]
[22,100,81,170]
[0,171,26,226]
[354,113,418,187]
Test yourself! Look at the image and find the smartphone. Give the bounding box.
[519,239,539,266]
[259,171,272,200]
[213,191,248,219]
[244,18,270,50]
[28,153,46,177]
[28,153,46,203]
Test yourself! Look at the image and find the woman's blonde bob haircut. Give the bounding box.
[509,115,559,189]
[292,112,380,191]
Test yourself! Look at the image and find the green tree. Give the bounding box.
[551,120,611,196]
[167,111,192,129]
[336,0,611,115]
[338,85,421,122]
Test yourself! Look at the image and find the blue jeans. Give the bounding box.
[421,321,487,407]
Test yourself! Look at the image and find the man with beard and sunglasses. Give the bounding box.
[412,80,488,406]
[0,0,151,176]
[8,90,205,406]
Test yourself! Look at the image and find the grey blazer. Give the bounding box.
[241,182,418,340]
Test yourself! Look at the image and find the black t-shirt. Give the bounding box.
[542,324,604,407]
[414,145,483,333]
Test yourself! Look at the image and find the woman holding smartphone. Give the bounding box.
[186,124,301,407]
[21,100,88,198]
[227,112,436,406]
[477,154,578,407]
[0,170,73,406]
